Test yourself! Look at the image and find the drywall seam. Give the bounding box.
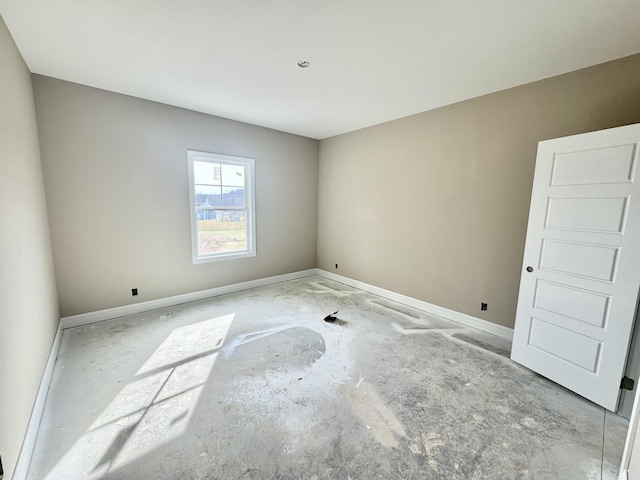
[60,269,317,329]
[315,269,514,340]
[12,321,63,480]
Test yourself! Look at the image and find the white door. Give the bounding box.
[511,123,640,411]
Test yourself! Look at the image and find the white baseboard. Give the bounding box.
[60,268,513,342]
[16,268,512,479]
[61,269,317,329]
[12,321,63,480]
[315,269,514,341]
[14,269,316,479]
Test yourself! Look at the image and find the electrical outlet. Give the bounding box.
[335,263,338,269]
[481,303,488,311]
[132,288,138,296]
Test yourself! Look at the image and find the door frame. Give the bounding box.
[620,384,640,479]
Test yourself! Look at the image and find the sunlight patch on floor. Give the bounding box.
[44,314,234,479]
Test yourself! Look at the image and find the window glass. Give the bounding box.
[187,151,255,262]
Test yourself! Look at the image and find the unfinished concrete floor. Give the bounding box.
[28,276,628,479]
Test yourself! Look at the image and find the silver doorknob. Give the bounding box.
[526,266,534,273]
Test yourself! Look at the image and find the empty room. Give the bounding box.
[3,1,640,479]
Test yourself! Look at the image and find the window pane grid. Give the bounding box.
[188,151,255,262]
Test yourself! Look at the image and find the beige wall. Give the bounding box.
[33,76,319,317]
[0,17,60,479]
[318,54,640,328]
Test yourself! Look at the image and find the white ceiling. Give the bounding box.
[1,1,640,140]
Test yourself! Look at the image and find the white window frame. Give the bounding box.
[187,150,256,263]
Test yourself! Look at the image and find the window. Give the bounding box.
[187,150,256,263]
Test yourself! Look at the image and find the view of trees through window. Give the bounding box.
[193,160,247,255]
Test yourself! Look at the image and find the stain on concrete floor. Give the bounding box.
[451,332,512,358]
[27,276,628,479]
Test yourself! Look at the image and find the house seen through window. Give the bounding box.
[187,150,256,262]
